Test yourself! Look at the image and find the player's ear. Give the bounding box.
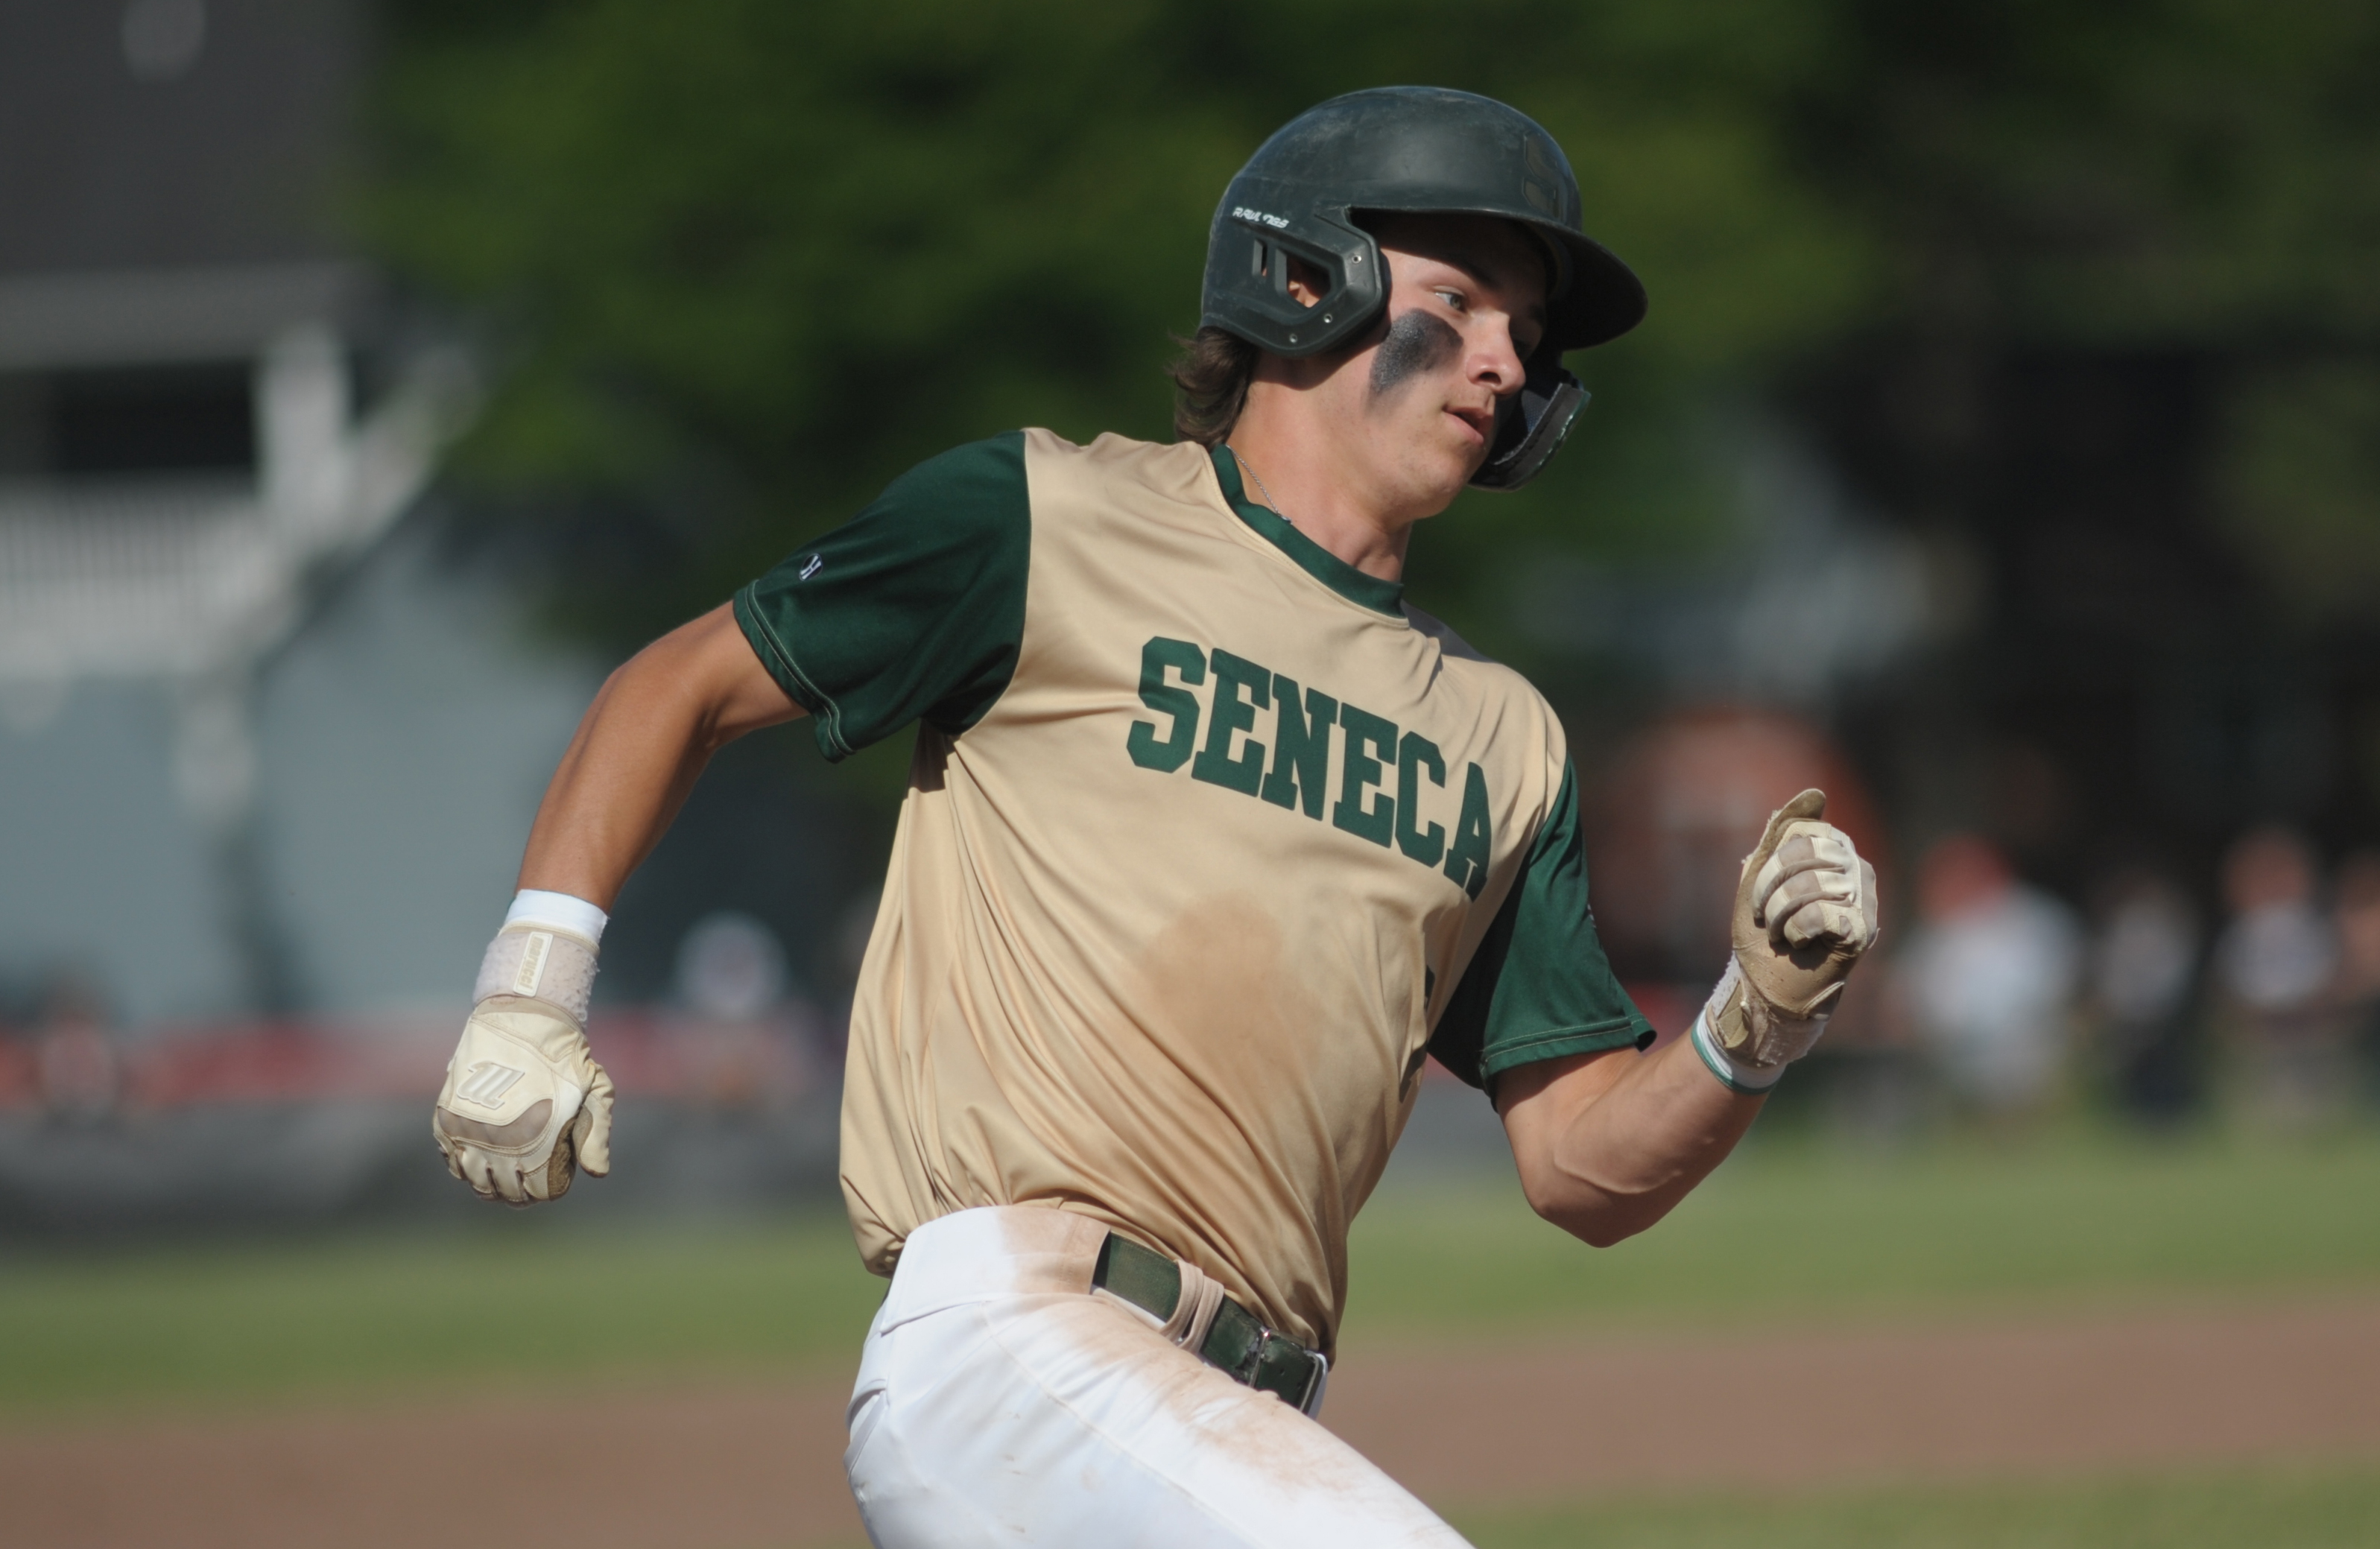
[1284,256,1330,308]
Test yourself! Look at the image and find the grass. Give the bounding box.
[1451,1465,2380,1548]
[1341,1124,2380,1344]
[0,1211,887,1417]
[2,1126,2377,1416]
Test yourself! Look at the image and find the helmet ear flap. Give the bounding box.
[1210,204,1388,356]
[1469,360,1589,491]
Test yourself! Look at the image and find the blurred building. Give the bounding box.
[0,5,861,1229]
[0,1,591,1030]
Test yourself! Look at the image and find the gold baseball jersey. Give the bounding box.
[735,430,1650,1352]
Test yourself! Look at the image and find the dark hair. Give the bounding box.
[1166,326,1258,447]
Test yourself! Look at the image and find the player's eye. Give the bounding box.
[1433,287,1468,314]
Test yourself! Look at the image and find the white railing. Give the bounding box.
[0,329,478,820]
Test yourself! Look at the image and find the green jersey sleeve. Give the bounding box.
[1428,758,1655,1093]
[733,432,1031,762]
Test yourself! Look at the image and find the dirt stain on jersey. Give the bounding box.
[1124,893,1370,1350]
[1131,893,1338,1127]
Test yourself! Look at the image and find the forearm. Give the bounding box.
[516,675,719,908]
[1499,1038,1762,1247]
[1497,788,1880,1249]
[517,604,802,908]
[437,606,795,1208]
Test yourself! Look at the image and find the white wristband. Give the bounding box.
[1690,1010,1785,1095]
[505,889,610,945]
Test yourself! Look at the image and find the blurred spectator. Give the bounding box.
[35,974,120,1121]
[2212,826,2343,1128]
[2087,870,2203,1124]
[827,886,886,1062]
[668,911,812,1107]
[676,910,791,1021]
[2328,849,2380,1107]
[1901,835,2083,1115]
[0,997,37,1110]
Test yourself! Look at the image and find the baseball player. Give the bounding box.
[432,87,1880,1546]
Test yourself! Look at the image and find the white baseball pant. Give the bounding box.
[842,1205,1471,1548]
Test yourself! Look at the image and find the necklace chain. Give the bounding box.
[1227,445,1288,528]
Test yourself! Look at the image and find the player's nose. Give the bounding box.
[1472,319,1528,398]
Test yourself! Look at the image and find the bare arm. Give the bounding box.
[1497,788,1883,1247]
[1495,1038,1764,1248]
[516,603,804,907]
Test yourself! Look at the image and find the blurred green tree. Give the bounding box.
[1767,2,2380,605]
[367,0,2380,718]
[366,0,1871,674]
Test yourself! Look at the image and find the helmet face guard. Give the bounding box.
[1200,87,1645,490]
[1473,360,1589,492]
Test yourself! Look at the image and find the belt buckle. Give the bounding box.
[1296,1346,1330,1417]
[1233,1320,1328,1418]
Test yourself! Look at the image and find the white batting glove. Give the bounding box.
[1693,789,1881,1091]
[1750,811,1879,953]
[434,923,614,1206]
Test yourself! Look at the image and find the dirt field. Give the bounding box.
[7,1293,2378,1548]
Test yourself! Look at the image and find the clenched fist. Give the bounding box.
[1704,789,1881,1077]
[434,924,615,1206]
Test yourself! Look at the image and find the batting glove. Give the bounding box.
[1694,789,1881,1090]
[434,925,614,1206]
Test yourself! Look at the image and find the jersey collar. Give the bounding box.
[1209,446,1406,619]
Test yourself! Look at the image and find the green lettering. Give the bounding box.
[1332,705,1398,847]
[1442,761,1493,898]
[1259,675,1337,817]
[1125,636,1206,773]
[1190,648,1270,794]
[1394,731,1447,865]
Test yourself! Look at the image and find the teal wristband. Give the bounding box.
[1690,1011,1784,1096]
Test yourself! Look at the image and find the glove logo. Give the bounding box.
[510,930,554,996]
[455,1060,527,1108]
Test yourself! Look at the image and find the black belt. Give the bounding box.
[1092,1232,1329,1416]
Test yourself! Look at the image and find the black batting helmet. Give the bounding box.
[1200,86,1646,490]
